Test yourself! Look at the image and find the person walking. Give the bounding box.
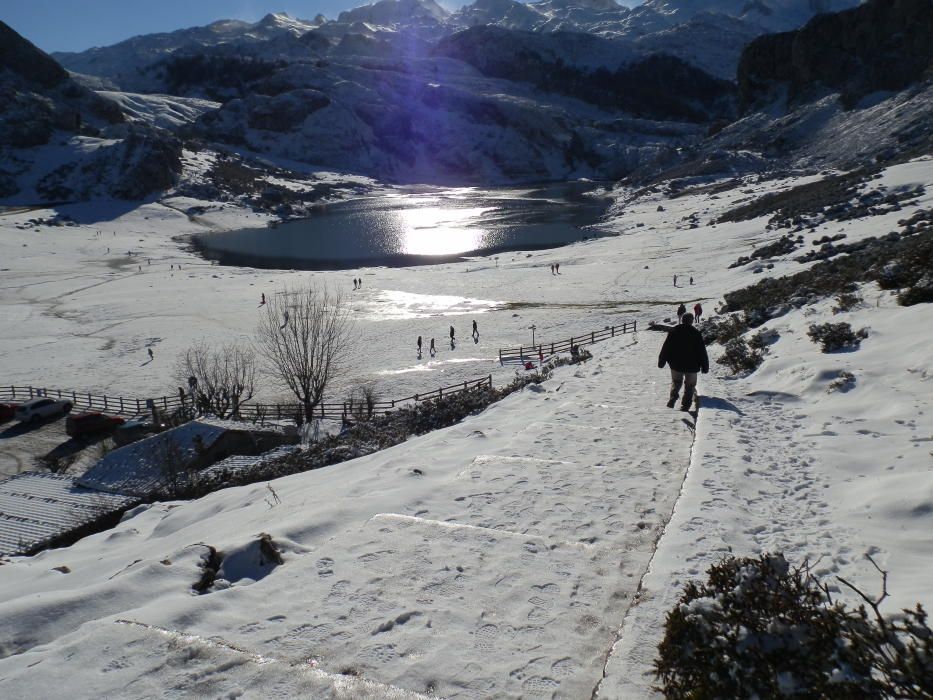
[147,348,154,361]
[673,274,678,287]
[417,335,423,356]
[450,325,455,341]
[689,276,694,285]
[430,338,436,357]
[472,319,478,340]
[693,302,703,323]
[550,264,555,275]
[658,313,709,411]
[555,262,560,274]
[677,303,687,322]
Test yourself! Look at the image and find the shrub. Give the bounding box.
[748,328,779,352]
[808,322,868,352]
[828,370,857,393]
[702,313,749,346]
[716,337,764,375]
[655,553,933,700]
[833,291,863,314]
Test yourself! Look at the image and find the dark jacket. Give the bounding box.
[658,324,709,373]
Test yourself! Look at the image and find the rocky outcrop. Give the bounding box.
[738,0,933,110]
[436,26,736,123]
[0,20,68,88]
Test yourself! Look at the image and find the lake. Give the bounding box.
[191,183,613,270]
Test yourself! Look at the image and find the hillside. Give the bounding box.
[0,152,929,697]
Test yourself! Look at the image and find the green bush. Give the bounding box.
[655,554,933,700]
[702,313,750,346]
[716,337,764,375]
[833,291,863,313]
[808,322,868,352]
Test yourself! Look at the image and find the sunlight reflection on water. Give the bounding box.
[193,185,611,270]
[353,289,502,321]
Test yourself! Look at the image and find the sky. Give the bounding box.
[1,0,642,54]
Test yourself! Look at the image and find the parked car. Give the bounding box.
[66,411,125,438]
[0,402,20,422]
[113,415,159,446]
[14,397,73,423]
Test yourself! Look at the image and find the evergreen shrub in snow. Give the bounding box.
[808,322,869,353]
[702,313,749,346]
[655,554,933,700]
[833,291,863,313]
[716,337,764,375]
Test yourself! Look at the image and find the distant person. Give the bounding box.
[673,274,678,287]
[689,276,694,285]
[550,264,554,275]
[147,348,154,361]
[450,325,455,341]
[417,335,422,355]
[472,319,478,339]
[555,262,560,274]
[259,293,266,306]
[430,338,436,357]
[358,277,362,288]
[677,303,687,322]
[693,302,703,323]
[658,313,709,411]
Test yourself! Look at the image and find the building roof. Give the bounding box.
[0,472,139,556]
[76,420,230,496]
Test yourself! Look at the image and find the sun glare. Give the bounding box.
[396,205,492,256]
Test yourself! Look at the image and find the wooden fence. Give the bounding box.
[0,375,494,422]
[498,320,637,364]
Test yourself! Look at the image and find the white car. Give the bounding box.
[15,397,73,423]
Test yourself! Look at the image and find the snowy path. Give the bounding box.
[0,334,699,698]
[600,375,880,698]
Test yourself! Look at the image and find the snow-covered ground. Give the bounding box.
[0,157,930,697]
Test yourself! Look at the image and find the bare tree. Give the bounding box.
[175,341,257,419]
[255,284,354,423]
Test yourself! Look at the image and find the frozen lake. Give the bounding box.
[192,183,613,270]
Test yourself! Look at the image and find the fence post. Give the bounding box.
[634,320,637,332]
[612,326,615,337]
[550,342,554,354]
[120,397,124,414]
[136,399,141,414]
[72,391,76,403]
[439,388,443,398]
[488,374,492,388]
[498,349,502,364]
[103,396,108,411]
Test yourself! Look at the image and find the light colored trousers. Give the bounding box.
[669,369,698,405]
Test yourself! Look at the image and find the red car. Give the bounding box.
[0,402,19,422]
[65,411,125,437]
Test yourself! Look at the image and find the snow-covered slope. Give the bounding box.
[0,156,930,699]
[52,13,321,93]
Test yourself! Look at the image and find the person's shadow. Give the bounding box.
[699,396,743,414]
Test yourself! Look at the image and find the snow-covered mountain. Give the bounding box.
[53,13,323,92]
[0,20,181,202]
[1,0,926,199]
